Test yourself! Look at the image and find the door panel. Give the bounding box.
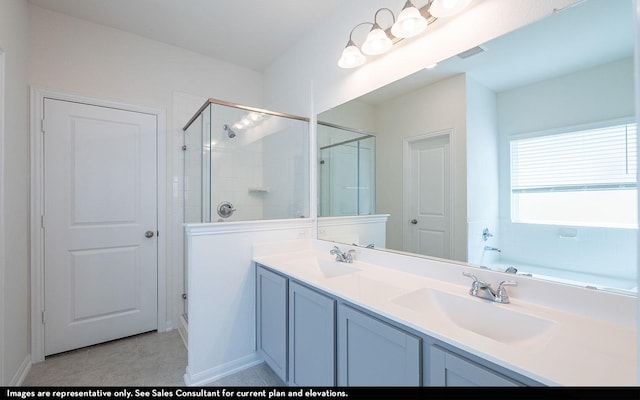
[43,98,158,356]
[407,134,451,259]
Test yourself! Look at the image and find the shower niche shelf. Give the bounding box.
[248,187,270,194]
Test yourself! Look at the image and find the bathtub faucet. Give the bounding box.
[484,245,501,253]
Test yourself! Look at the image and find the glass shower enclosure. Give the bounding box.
[317,121,376,217]
[182,99,310,319]
[183,99,310,223]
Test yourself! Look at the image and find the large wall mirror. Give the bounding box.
[317,0,637,295]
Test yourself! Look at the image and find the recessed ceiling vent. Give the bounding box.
[456,45,486,59]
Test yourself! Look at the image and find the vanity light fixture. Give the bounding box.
[338,0,473,69]
[361,8,395,55]
[392,1,430,38]
[429,0,473,18]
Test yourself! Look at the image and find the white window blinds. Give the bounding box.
[511,123,637,192]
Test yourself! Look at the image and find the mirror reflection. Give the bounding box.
[317,0,637,294]
[318,122,376,218]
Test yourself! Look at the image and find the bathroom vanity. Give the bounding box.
[253,243,637,387]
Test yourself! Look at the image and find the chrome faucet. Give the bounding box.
[330,246,355,263]
[483,245,501,253]
[463,272,517,304]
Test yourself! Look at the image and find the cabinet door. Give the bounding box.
[337,304,421,386]
[430,346,522,386]
[289,282,336,386]
[256,265,288,382]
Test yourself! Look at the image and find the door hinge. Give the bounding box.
[41,310,46,325]
[41,215,45,229]
[41,118,45,134]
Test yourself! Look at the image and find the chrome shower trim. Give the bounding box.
[183,98,309,131]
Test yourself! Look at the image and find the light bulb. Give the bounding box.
[361,25,393,56]
[391,2,428,38]
[338,42,366,68]
[443,0,457,8]
[429,0,472,18]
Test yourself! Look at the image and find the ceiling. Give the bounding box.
[27,0,348,72]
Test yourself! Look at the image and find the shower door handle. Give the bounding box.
[145,230,155,238]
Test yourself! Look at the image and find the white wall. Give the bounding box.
[28,4,264,333]
[0,0,30,386]
[184,221,313,386]
[497,57,634,135]
[318,100,377,133]
[466,77,500,267]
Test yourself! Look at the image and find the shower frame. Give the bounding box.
[183,98,310,223]
[317,121,376,217]
[182,98,310,319]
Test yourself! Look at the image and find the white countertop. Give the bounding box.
[253,247,637,386]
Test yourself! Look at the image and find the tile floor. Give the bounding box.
[23,330,284,387]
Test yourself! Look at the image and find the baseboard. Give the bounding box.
[9,354,31,386]
[183,352,263,386]
[178,314,188,349]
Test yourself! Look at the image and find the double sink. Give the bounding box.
[280,254,556,346]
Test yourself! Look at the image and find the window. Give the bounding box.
[510,122,637,228]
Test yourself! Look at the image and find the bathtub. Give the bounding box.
[484,261,638,295]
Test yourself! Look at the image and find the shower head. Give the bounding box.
[223,124,236,138]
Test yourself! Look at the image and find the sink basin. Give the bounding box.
[285,257,361,279]
[392,287,555,345]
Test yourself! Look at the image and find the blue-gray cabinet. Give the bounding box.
[430,346,523,386]
[255,263,539,387]
[256,265,288,382]
[337,304,421,386]
[288,281,336,386]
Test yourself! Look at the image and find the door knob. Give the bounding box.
[410,219,418,225]
[145,230,155,238]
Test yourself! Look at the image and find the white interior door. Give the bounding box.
[405,134,452,259]
[43,98,158,356]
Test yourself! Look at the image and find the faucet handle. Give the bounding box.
[463,271,490,296]
[498,280,518,289]
[345,249,356,263]
[496,280,518,303]
[463,271,490,286]
[463,271,478,282]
